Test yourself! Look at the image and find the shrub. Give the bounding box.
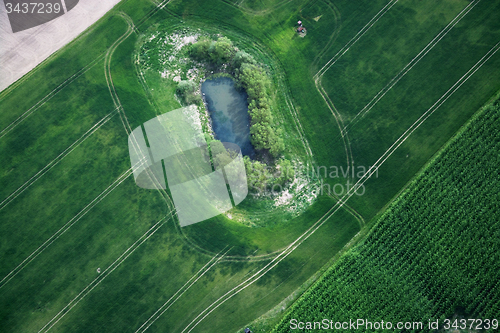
[176,80,200,105]
[188,37,212,60]
[243,156,294,192]
[211,37,235,64]
[275,158,294,185]
[243,156,272,192]
[233,51,256,67]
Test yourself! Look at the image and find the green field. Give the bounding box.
[0,0,499,332]
[272,92,500,333]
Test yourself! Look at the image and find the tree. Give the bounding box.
[237,63,269,101]
[176,80,200,105]
[210,140,232,169]
[211,37,234,64]
[249,123,271,150]
[176,80,197,94]
[233,51,256,67]
[275,158,294,185]
[268,129,285,157]
[189,37,212,60]
[249,107,273,126]
[243,156,272,192]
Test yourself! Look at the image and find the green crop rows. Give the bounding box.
[272,96,500,332]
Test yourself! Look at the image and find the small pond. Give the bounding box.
[201,77,255,158]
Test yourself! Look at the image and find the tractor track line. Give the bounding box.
[313,0,399,170]
[135,248,231,333]
[0,16,140,290]
[314,0,399,79]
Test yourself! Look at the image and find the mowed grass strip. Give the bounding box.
[182,195,340,256]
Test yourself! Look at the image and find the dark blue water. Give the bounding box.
[201,77,255,157]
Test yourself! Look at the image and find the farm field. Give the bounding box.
[0,0,499,332]
[272,92,500,333]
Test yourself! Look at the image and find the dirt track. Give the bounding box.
[0,0,122,92]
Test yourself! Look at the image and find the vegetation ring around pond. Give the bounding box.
[136,23,322,232]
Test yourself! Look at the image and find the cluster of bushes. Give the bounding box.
[189,36,235,65]
[237,62,285,157]
[187,36,285,158]
[206,139,294,194]
[176,80,201,105]
[243,156,294,193]
[178,35,295,193]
